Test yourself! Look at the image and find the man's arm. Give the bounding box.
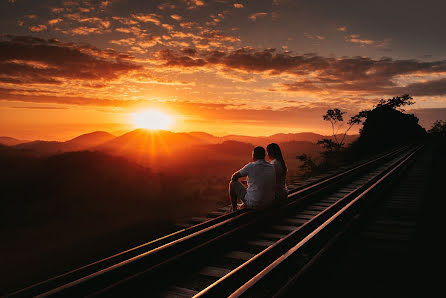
[231,171,243,181]
[232,163,250,181]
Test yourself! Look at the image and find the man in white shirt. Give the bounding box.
[229,146,276,211]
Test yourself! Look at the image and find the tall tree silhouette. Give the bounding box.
[319,94,424,153]
[428,120,446,137]
[318,109,365,151]
[357,94,425,150]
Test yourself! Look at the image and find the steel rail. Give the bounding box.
[5,146,409,297]
[195,146,422,298]
[5,209,248,297]
[90,146,414,297]
[271,145,423,298]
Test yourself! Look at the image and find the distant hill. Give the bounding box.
[187,132,221,144]
[13,140,65,155]
[4,129,357,158]
[197,139,321,158]
[279,141,322,157]
[63,131,115,151]
[267,132,325,144]
[0,136,28,146]
[13,131,115,155]
[96,129,205,164]
[220,132,357,146]
[221,134,264,145]
[198,140,254,155]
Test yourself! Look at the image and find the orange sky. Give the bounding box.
[1,1,446,140]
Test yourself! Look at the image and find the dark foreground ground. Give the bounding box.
[285,140,444,297]
[2,141,442,296]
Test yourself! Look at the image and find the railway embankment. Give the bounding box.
[287,141,443,297]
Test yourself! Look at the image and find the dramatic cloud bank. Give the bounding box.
[157,47,446,96]
[0,35,141,85]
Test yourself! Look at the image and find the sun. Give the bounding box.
[131,109,173,130]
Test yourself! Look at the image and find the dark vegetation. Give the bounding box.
[288,100,446,298]
[297,95,428,176]
[0,148,215,294]
[428,120,446,137]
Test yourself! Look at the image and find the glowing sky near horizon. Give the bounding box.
[1,0,446,140]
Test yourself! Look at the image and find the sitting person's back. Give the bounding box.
[229,147,276,210]
[240,158,275,209]
[271,159,288,201]
[267,143,288,203]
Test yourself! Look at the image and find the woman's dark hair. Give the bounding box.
[267,143,287,173]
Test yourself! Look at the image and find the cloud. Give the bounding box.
[63,13,111,28]
[158,2,176,10]
[112,16,138,25]
[0,35,141,86]
[0,86,134,106]
[100,0,112,8]
[114,25,150,38]
[29,25,47,32]
[11,105,69,110]
[159,49,207,67]
[48,18,63,25]
[62,26,104,35]
[304,33,326,40]
[184,0,205,10]
[18,14,37,27]
[161,23,175,31]
[131,13,161,26]
[155,47,446,97]
[398,78,446,96]
[249,12,268,21]
[179,21,199,29]
[346,34,375,45]
[170,14,182,21]
[110,37,136,46]
[51,7,65,13]
[202,30,240,43]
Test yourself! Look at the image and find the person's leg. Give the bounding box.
[229,181,238,211]
[229,181,247,211]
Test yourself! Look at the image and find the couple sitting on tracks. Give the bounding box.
[229,143,288,211]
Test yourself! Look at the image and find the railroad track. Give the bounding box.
[5,145,423,298]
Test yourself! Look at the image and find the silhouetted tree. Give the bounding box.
[317,138,342,152]
[375,94,414,111]
[319,108,366,151]
[297,94,425,177]
[318,94,425,156]
[428,120,446,137]
[296,153,317,173]
[357,94,425,150]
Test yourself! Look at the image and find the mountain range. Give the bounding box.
[8,131,115,155]
[0,136,29,146]
[0,130,357,158]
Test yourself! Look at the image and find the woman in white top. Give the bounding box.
[266,143,288,203]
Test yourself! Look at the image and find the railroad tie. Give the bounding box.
[224,251,256,261]
[162,286,198,298]
[199,266,232,278]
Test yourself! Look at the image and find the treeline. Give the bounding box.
[298,94,430,175]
